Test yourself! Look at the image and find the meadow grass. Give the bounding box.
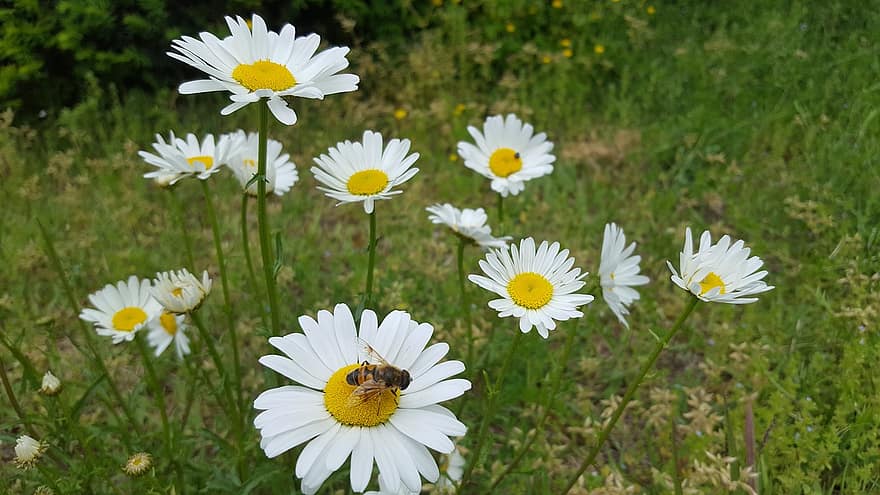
[1,1,879,494]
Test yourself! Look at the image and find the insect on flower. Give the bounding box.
[345,339,411,415]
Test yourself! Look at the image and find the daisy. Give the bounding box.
[14,435,47,469]
[426,203,511,249]
[40,371,62,396]
[599,223,650,328]
[457,114,555,197]
[253,303,471,494]
[311,130,420,213]
[225,130,298,196]
[140,131,230,185]
[151,269,212,314]
[147,312,191,359]
[80,276,162,344]
[168,14,359,125]
[469,237,594,338]
[434,447,465,493]
[122,452,153,477]
[667,227,774,304]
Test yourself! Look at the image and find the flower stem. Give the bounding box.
[457,331,524,494]
[36,219,141,442]
[241,193,269,332]
[134,335,184,494]
[489,325,576,491]
[200,180,243,418]
[561,296,699,494]
[0,353,38,437]
[496,194,504,226]
[256,101,282,336]
[457,238,475,371]
[364,209,378,308]
[168,188,196,271]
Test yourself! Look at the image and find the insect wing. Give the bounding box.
[346,379,386,409]
[356,337,391,366]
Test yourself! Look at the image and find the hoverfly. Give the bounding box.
[345,339,411,414]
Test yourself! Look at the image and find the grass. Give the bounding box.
[2,1,879,493]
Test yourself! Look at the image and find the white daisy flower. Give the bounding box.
[599,223,650,328]
[434,447,465,493]
[311,130,420,214]
[225,130,298,196]
[39,371,62,396]
[667,227,774,304]
[140,131,230,185]
[253,303,471,495]
[457,114,555,197]
[469,237,594,338]
[168,14,359,125]
[147,312,191,359]
[426,203,511,249]
[80,276,162,344]
[151,269,212,314]
[14,435,47,469]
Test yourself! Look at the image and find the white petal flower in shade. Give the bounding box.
[79,276,162,344]
[599,223,650,328]
[253,303,471,495]
[147,312,191,359]
[667,227,774,304]
[311,130,420,214]
[433,446,465,493]
[14,435,47,469]
[469,237,594,338]
[225,130,299,196]
[140,131,230,185]
[151,269,212,314]
[39,371,62,396]
[457,114,555,197]
[426,203,511,249]
[168,14,359,125]
[122,452,153,477]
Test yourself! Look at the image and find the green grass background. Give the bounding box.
[1,1,879,493]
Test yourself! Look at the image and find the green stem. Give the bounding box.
[457,331,524,494]
[168,188,196,271]
[364,209,378,309]
[561,296,699,494]
[671,393,683,495]
[457,238,474,372]
[256,101,282,336]
[189,311,245,478]
[241,193,269,331]
[36,219,141,442]
[199,180,242,416]
[496,194,504,227]
[135,335,184,494]
[0,329,40,387]
[489,325,576,491]
[0,353,38,437]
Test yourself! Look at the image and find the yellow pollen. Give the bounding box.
[346,169,389,196]
[172,287,184,298]
[186,155,214,170]
[112,307,148,332]
[244,158,257,169]
[159,312,178,335]
[507,272,554,309]
[489,148,523,178]
[232,60,296,92]
[699,272,727,296]
[324,364,400,427]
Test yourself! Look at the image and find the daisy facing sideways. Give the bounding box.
[168,14,359,125]
[225,130,298,196]
[146,312,191,359]
[667,227,774,304]
[457,113,555,197]
[469,237,594,337]
[140,131,229,186]
[426,203,510,249]
[253,303,470,494]
[79,276,162,344]
[598,222,650,328]
[311,130,420,214]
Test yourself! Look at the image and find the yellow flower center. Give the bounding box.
[186,155,214,170]
[111,307,148,331]
[507,272,554,309]
[244,158,257,169]
[232,60,297,92]
[489,148,523,178]
[324,364,400,427]
[172,287,184,297]
[159,312,178,335]
[699,272,727,295]
[346,169,389,196]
